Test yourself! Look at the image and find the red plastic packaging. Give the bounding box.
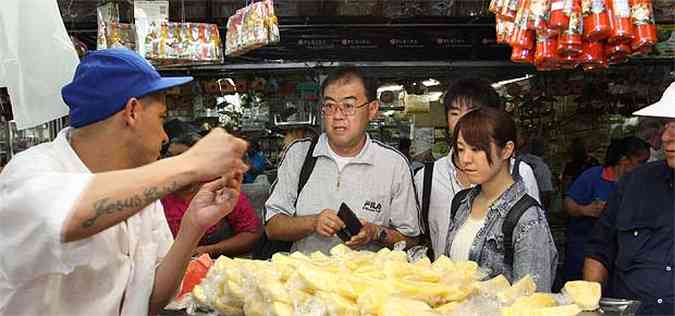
[557,0,583,56]
[582,0,611,41]
[497,17,517,44]
[510,0,536,49]
[535,35,559,66]
[630,0,657,52]
[502,0,521,21]
[605,42,631,64]
[529,0,551,30]
[608,0,635,43]
[558,53,580,69]
[580,41,608,70]
[511,46,535,63]
[549,0,572,30]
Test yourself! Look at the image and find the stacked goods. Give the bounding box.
[491,0,657,71]
[141,22,224,63]
[225,0,280,57]
[190,245,602,316]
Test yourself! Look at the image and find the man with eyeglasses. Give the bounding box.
[264,67,420,254]
[584,82,675,316]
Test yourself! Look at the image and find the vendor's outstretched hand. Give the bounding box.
[182,173,242,233]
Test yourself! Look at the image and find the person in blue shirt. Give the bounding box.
[584,82,675,315]
[243,141,268,184]
[562,136,650,283]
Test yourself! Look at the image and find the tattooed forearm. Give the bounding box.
[82,181,180,228]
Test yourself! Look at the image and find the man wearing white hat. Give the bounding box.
[584,82,675,315]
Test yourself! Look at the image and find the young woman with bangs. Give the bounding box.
[444,107,558,292]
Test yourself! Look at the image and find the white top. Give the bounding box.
[414,153,540,259]
[0,128,173,316]
[449,215,486,261]
[327,144,357,172]
[266,134,421,254]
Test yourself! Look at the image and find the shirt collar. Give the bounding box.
[58,127,92,173]
[313,132,376,165]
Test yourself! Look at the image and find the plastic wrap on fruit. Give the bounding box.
[443,295,501,316]
[608,0,634,43]
[582,0,611,40]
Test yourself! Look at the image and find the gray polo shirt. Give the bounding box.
[265,133,421,254]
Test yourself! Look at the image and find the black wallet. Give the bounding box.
[336,202,363,242]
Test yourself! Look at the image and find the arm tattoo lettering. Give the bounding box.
[82,181,179,228]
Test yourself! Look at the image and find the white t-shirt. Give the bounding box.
[0,128,173,316]
[449,215,486,261]
[327,144,357,172]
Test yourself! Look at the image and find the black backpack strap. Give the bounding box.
[511,157,522,179]
[450,188,473,223]
[253,137,319,260]
[502,194,539,266]
[295,137,319,207]
[421,161,435,237]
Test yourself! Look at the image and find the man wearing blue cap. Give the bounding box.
[0,49,249,316]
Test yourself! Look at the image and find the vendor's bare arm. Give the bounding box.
[583,257,609,285]
[63,128,248,243]
[198,230,263,257]
[63,157,197,242]
[149,220,203,315]
[266,213,318,241]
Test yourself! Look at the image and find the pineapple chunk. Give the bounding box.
[532,304,582,316]
[432,255,455,272]
[497,274,536,305]
[330,244,353,257]
[315,291,360,315]
[562,280,601,311]
[378,297,434,316]
[269,301,293,316]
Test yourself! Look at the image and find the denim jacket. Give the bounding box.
[445,179,558,291]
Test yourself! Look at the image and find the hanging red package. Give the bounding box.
[529,0,551,30]
[490,0,502,14]
[630,0,657,52]
[497,17,517,44]
[510,0,535,49]
[582,0,611,41]
[605,42,631,64]
[502,0,521,21]
[550,0,573,31]
[608,0,634,43]
[558,53,580,69]
[580,41,608,71]
[512,46,535,63]
[535,35,559,67]
[557,0,583,56]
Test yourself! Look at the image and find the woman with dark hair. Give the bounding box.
[562,136,650,283]
[445,107,558,291]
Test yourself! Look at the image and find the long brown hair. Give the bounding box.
[451,107,517,167]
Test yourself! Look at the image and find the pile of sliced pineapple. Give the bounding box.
[192,244,600,316]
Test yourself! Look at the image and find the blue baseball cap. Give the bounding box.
[62,48,193,128]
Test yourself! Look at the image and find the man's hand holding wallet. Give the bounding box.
[313,203,382,248]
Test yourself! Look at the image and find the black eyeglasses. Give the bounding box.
[321,100,372,116]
